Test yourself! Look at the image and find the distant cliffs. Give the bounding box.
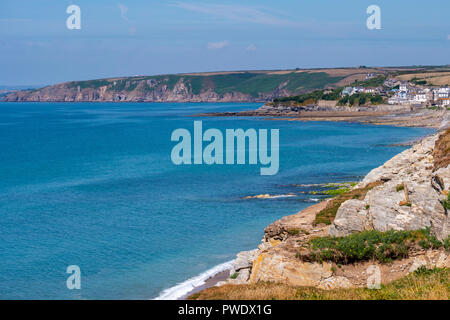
[2,71,344,103]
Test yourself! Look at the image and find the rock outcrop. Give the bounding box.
[1,71,345,103]
[2,80,269,103]
[330,132,449,240]
[224,129,449,290]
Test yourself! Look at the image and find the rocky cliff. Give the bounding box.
[220,129,450,290]
[1,71,345,103]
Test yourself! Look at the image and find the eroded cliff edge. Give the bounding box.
[1,71,345,103]
[218,128,450,291]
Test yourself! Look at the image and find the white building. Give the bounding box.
[412,92,428,103]
[440,98,450,106]
[399,82,409,92]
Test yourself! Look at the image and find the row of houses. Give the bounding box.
[388,82,450,106]
[341,86,377,96]
[341,77,450,107]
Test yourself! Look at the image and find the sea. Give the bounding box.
[0,102,434,299]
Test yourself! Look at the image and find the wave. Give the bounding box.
[269,194,297,199]
[243,193,297,199]
[154,260,235,300]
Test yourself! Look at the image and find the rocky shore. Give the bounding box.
[197,103,449,128]
[192,127,450,297]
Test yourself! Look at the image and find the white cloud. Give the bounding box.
[118,4,137,36]
[207,40,230,50]
[171,2,301,27]
[118,4,129,22]
[246,44,257,51]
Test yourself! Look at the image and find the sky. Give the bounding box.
[0,0,449,86]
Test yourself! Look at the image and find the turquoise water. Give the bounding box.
[0,102,434,299]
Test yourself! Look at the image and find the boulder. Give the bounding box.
[329,199,369,237]
[331,132,449,240]
[249,252,333,287]
[232,249,258,272]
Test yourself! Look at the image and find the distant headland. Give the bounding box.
[3,65,449,103]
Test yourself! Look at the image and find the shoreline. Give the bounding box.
[153,103,446,300]
[168,127,444,300]
[195,107,449,129]
[155,121,442,300]
[179,269,232,300]
[154,260,235,300]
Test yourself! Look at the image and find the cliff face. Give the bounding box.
[222,129,450,290]
[2,81,271,103]
[331,132,449,240]
[1,71,344,103]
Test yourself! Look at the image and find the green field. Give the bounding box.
[66,71,345,97]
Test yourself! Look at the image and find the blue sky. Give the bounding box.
[0,0,449,86]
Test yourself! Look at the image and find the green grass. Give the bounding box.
[444,237,450,250]
[68,79,110,90]
[229,272,239,279]
[353,75,386,87]
[65,71,344,98]
[322,188,350,196]
[190,268,449,300]
[337,93,385,107]
[313,181,382,226]
[213,72,343,97]
[303,228,449,264]
[442,193,450,210]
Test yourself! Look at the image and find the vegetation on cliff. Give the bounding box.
[272,89,341,105]
[2,71,346,102]
[313,181,382,226]
[189,267,449,300]
[302,228,450,264]
[272,86,384,107]
[337,93,384,106]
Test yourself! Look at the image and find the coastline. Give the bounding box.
[155,113,447,300]
[163,132,437,300]
[187,128,449,300]
[196,106,449,129]
[154,260,234,300]
[178,270,231,300]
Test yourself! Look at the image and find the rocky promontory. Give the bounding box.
[1,70,349,103]
[195,128,450,298]
[199,103,450,129]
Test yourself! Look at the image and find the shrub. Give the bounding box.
[444,237,450,251]
[230,272,239,279]
[396,184,404,192]
[288,229,300,236]
[442,193,450,210]
[305,228,445,264]
[314,181,382,225]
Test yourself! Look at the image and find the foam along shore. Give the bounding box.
[154,260,234,300]
[243,193,297,199]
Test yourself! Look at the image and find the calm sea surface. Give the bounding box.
[0,102,434,299]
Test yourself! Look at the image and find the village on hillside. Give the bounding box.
[341,73,450,107]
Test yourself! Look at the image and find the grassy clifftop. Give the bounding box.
[5,65,449,102]
[189,267,449,300]
[69,72,343,96]
[1,67,385,102]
